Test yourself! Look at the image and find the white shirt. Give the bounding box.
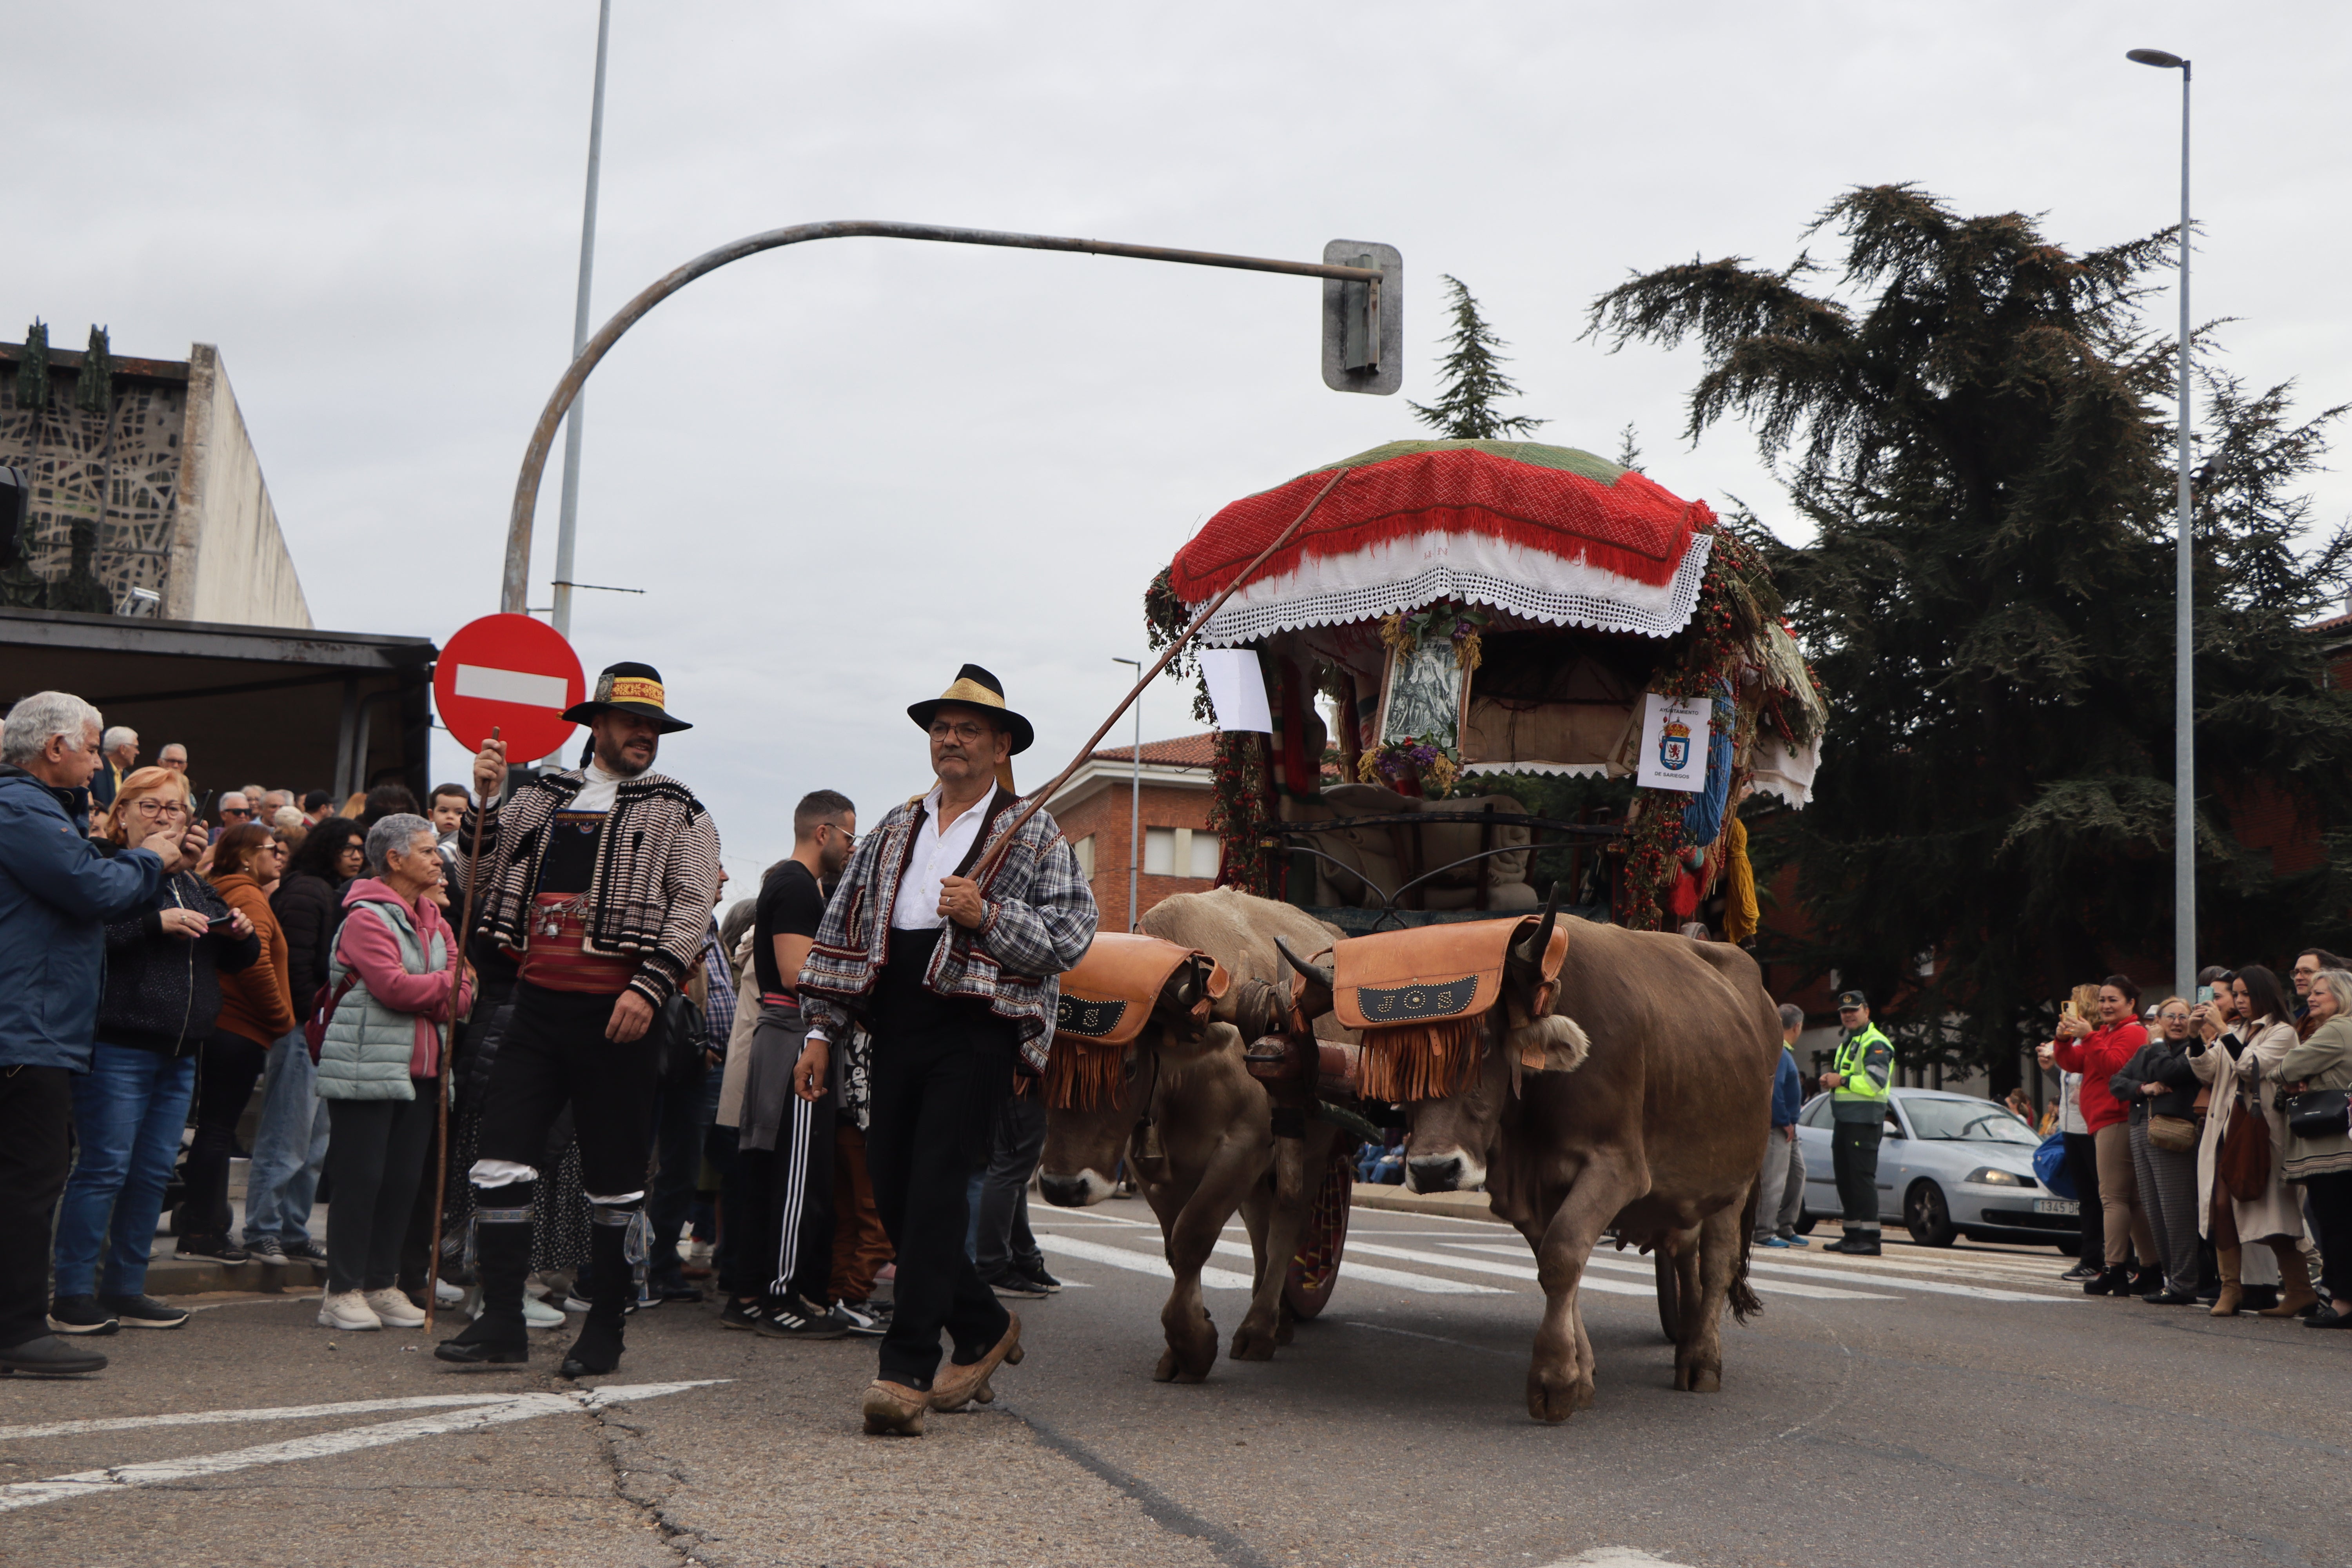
[570,757,627,814]
[891,781,997,933]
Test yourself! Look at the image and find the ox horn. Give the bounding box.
[1512,881,1561,975]
[1274,934,1335,995]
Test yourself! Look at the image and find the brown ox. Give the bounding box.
[1038,889,1352,1383]
[1281,907,1779,1421]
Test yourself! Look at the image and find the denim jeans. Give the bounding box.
[242,1029,330,1247]
[55,1044,197,1299]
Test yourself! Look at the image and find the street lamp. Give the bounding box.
[1112,657,1143,932]
[2129,45,2195,1002]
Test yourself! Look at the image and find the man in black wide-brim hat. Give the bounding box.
[796,663,1096,1435]
[436,661,722,1378]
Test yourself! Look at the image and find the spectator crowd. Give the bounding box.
[0,688,1072,1379]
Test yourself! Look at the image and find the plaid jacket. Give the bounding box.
[798,791,1097,1073]
[459,768,722,1008]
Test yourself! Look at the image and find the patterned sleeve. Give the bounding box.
[799,825,890,1042]
[632,804,723,1008]
[975,821,1099,978]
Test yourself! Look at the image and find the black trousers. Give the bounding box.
[182,1029,268,1237]
[2062,1129,2105,1261]
[732,1091,837,1305]
[1831,1119,1883,1230]
[323,1086,439,1296]
[865,928,1016,1389]
[2302,1170,2352,1302]
[475,983,657,1199]
[0,1066,72,1348]
[975,1089,1047,1280]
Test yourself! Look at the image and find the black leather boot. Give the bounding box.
[2083,1263,2133,1296]
[436,1187,534,1367]
[560,1209,634,1380]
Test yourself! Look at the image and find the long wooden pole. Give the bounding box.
[424,725,496,1334]
[972,466,1350,884]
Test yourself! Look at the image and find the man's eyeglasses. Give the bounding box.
[822,823,857,846]
[220,807,252,819]
[928,720,994,744]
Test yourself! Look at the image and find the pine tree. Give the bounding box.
[1409,276,1546,441]
[1588,184,2352,1083]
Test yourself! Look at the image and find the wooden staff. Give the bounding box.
[424,724,497,1334]
[971,465,1350,885]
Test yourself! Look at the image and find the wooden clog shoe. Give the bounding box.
[927,1312,1024,1412]
[861,1379,927,1436]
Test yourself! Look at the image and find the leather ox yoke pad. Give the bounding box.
[1049,933,1229,1111]
[1325,916,1569,1102]
[1328,916,1566,1033]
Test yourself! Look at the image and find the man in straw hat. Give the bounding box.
[436,662,722,1378]
[796,664,1097,1435]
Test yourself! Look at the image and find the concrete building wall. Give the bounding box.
[171,345,310,628]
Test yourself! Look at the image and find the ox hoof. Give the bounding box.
[1153,1349,1178,1383]
[1229,1319,1278,1362]
[1525,1372,1594,1424]
[1676,1361,1722,1394]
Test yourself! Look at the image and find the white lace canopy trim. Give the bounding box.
[1192,532,1712,646]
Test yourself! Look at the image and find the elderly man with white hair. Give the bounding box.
[0,692,189,1375]
[90,726,138,814]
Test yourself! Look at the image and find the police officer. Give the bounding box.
[1818,989,1893,1255]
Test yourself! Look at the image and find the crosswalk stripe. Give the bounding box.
[1034,1233,1256,1290]
[1574,1251,1896,1301]
[1740,1257,2073,1301]
[1207,1239,1501,1295]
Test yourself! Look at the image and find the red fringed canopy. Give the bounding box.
[1169,439,1715,605]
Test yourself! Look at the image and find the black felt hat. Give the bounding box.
[906,664,1034,755]
[563,661,693,733]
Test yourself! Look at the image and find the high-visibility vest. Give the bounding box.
[1832,1024,1893,1107]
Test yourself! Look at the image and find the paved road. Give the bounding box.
[3,1197,2343,1567]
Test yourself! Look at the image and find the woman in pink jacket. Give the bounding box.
[313,814,474,1333]
[2051,975,2159,1297]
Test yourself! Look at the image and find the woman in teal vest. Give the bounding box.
[316,813,473,1334]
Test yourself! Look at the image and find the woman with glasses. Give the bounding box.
[2110,997,2204,1303]
[175,824,300,1261]
[47,769,259,1336]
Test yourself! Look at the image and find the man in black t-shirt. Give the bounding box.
[728,789,859,1337]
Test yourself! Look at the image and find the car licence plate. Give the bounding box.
[2034,1198,2080,1216]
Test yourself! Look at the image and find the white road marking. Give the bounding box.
[1034,1233,1254,1290]
[0,1393,530,1442]
[1544,1550,1689,1567]
[1575,1251,1896,1301]
[0,1381,723,1513]
[1207,1239,1501,1296]
[1443,1242,2059,1301]
[452,664,570,708]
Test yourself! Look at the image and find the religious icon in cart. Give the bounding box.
[1657,714,1692,773]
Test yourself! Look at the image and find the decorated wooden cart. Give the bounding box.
[1146,437,1826,937]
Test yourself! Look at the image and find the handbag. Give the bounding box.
[2032,1130,2076,1198]
[650,991,708,1084]
[2216,1089,2274,1203]
[2147,1113,2199,1154]
[2283,1088,2352,1141]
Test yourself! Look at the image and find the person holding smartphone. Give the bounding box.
[47,767,258,1336]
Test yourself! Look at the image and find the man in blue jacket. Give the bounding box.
[0,691,184,1376]
[1754,1002,1811,1248]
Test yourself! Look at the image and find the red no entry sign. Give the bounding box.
[433,613,586,759]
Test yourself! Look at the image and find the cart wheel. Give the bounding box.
[1654,1250,1682,1343]
[1284,1144,1356,1319]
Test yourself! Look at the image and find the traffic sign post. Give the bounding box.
[433,613,587,762]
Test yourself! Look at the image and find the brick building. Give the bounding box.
[1044,733,1220,931]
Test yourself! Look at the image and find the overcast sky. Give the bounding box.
[17,3,2347,884]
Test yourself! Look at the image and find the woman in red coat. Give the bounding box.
[2052,975,2160,1296]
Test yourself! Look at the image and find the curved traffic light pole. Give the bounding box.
[499,219,1387,614]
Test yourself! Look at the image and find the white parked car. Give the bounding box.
[1793,1088,2078,1249]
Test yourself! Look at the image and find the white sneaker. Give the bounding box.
[433,1278,466,1306]
[523,1295,565,1328]
[318,1290,383,1331]
[364,1289,426,1328]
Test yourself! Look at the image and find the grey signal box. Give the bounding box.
[1321,240,1402,396]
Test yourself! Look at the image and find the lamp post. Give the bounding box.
[551,0,613,642]
[2129,45,2195,1002]
[1112,656,1142,931]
